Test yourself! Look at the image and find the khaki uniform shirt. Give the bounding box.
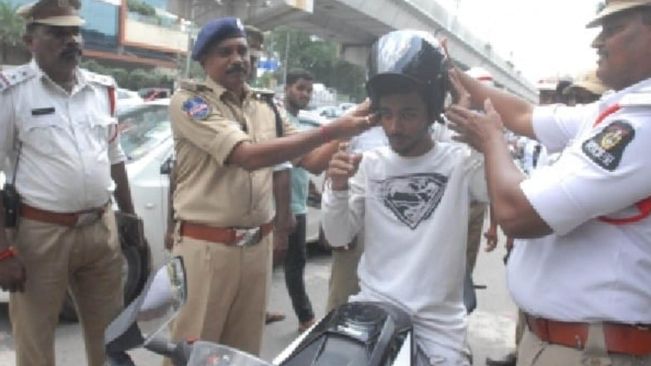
[170,78,297,227]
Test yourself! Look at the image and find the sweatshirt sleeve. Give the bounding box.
[321,158,366,246]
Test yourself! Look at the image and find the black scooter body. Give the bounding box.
[279,301,414,366]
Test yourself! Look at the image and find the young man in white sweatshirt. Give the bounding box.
[321,30,488,366]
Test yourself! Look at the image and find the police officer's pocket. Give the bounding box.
[20,116,62,155]
[79,116,118,152]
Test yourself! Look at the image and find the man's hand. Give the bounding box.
[0,256,26,292]
[446,99,504,152]
[483,224,499,252]
[328,100,378,140]
[448,68,472,109]
[327,142,363,191]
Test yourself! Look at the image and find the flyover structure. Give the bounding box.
[169,0,539,102]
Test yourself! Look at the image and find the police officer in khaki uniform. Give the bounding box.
[0,1,137,365]
[446,1,651,364]
[167,17,373,356]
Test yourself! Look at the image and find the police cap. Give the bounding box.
[17,0,84,27]
[587,0,651,28]
[192,17,246,61]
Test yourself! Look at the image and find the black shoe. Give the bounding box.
[486,352,517,366]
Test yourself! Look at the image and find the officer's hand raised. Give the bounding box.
[0,256,26,292]
[328,142,362,191]
[326,100,378,140]
[446,99,504,153]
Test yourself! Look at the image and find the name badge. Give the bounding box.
[31,107,55,116]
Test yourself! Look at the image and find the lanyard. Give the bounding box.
[593,104,651,224]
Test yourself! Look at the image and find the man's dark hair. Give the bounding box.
[286,69,314,86]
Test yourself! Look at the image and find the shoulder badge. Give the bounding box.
[180,80,211,93]
[182,96,211,120]
[582,120,635,171]
[0,65,36,92]
[83,70,116,88]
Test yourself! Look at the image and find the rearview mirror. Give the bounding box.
[105,256,187,354]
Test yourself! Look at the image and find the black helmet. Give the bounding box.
[366,30,448,122]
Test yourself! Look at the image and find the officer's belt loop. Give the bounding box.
[524,313,651,356]
[20,202,107,227]
[180,221,273,247]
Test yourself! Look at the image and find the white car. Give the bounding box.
[116,88,144,114]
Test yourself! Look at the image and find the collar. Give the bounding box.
[599,77,651,108]
[29,58,84,93]
[204,77,252,102]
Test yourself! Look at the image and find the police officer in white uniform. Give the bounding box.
[446,1,651,365]
[0,1,137,365]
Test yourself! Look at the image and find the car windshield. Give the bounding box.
[118,103,171,161]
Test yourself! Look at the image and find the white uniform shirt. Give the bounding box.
[0,60,126,213]
[508,77,651,324]
[322,143,487,360]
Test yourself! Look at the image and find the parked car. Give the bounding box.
[116,88,144,114]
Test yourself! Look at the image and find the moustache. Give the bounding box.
[226,65,247,74]
[61,47,82,58]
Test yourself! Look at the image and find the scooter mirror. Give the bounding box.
[138,256,187,344]
[105,256,187,354]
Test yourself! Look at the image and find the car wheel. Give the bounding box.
[58,247,145,323]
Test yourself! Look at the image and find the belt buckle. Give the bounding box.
[76,212,100,227]
[234,227,260,247]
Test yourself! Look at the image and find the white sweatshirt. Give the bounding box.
[322,142,487,362]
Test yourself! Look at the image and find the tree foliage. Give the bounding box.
[266,26,366,101]
[81,59,174,91]
[0,0,25,63]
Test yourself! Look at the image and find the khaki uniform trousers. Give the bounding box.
[326,231,364,313]
[167,233,272,360]
[517,326,651,366]
[10,210,124,366]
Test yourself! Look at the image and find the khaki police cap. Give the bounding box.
[17,0,85,27]
[587,0,651,28]
[565,70,608,96]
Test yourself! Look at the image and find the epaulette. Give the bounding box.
[180,80,212,93]
[83,70,116,88]
[0,65,36,93]
[619,88,651,107]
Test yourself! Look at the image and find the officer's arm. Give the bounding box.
[482,129,552,238]
[227,114,368,171]
[111,162,135,214]
[296,140,340,174]
[452,68,536,139]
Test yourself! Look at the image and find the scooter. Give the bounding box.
[104,258,415,366]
